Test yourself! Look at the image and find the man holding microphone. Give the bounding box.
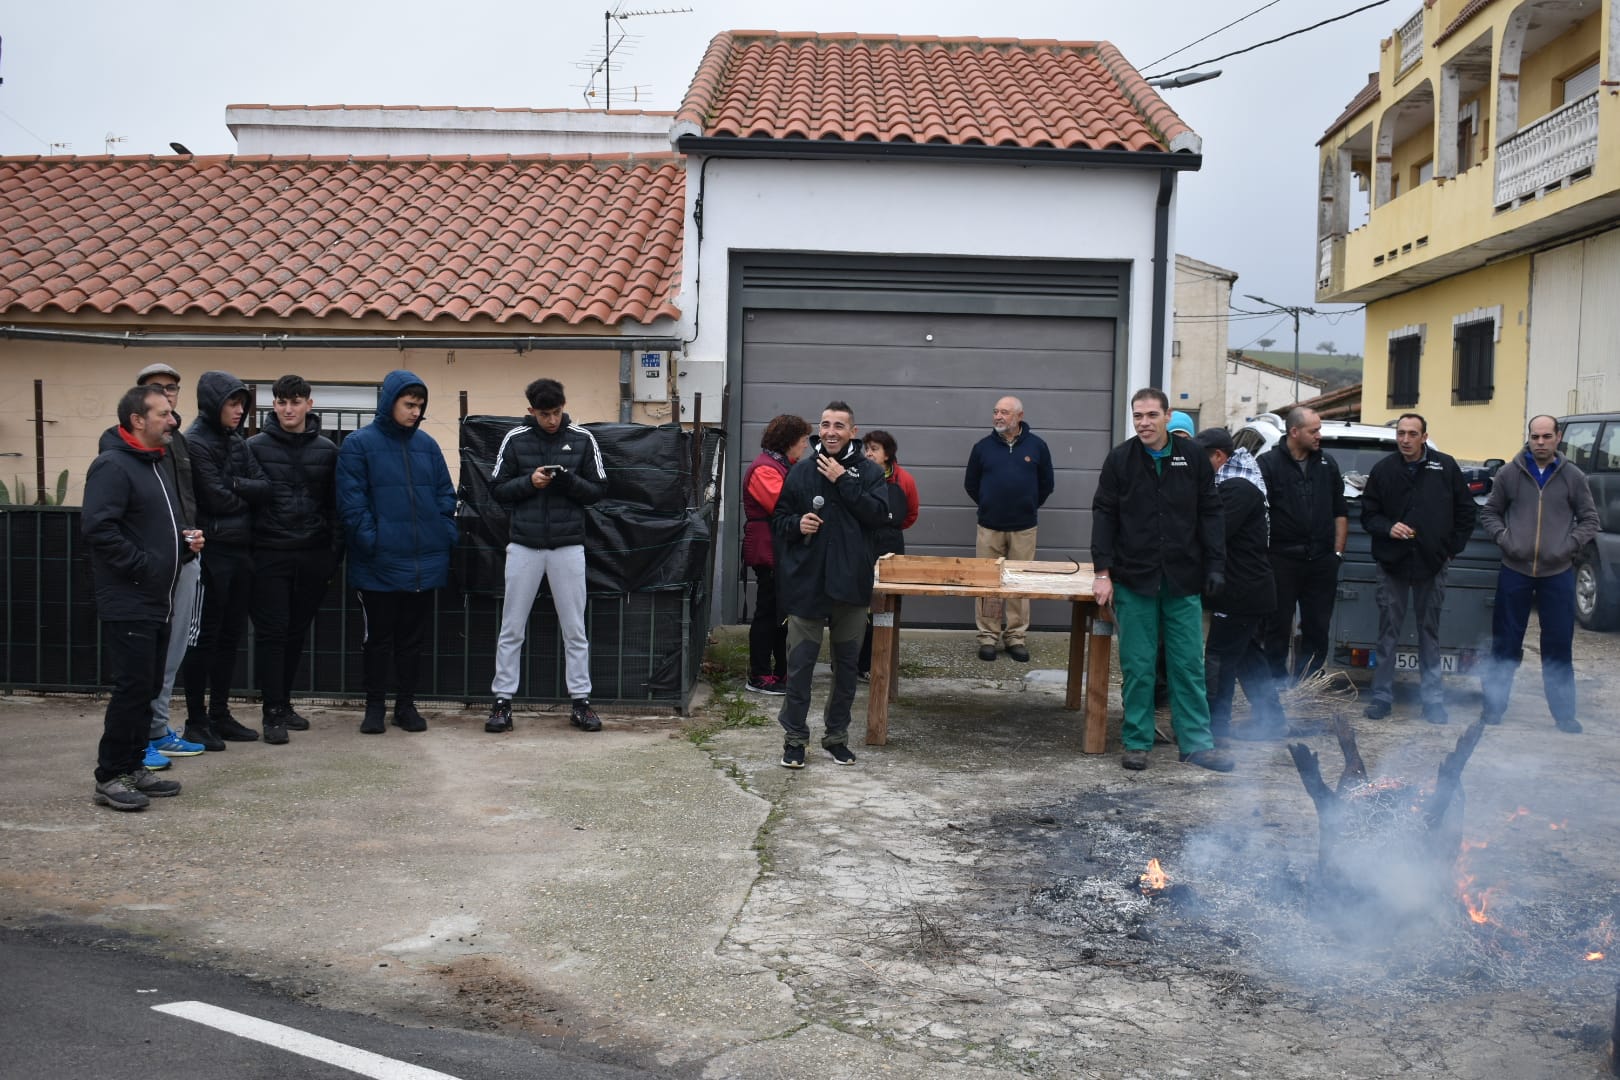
[770,402,892,768]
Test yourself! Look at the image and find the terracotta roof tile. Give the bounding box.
[0,154,685,326]
[1319,73,1381,145]
[1435,0,1495,46]
[677,31,1196,153]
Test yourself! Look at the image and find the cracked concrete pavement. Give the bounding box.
[2,625,1618,1078]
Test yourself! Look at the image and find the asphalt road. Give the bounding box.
[0,927,673,1080]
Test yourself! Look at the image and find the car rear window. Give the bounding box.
[1322,438,1396,477]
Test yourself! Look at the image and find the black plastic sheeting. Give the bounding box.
[456,418,720,597]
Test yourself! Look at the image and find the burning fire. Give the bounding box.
[1585,951,1605,962]
[1139,858,1170,895]
[1456,838,1498,926]
[1548,820,1567,831]
[1504,806,1530,823]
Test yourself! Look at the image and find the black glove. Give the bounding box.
[1203,571,1226,599]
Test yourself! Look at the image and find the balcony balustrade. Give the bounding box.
[1396,9,1424,77]
[1494,91,1599,209]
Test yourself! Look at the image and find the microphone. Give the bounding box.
[804,495,824,545]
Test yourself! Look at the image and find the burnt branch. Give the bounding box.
[1331,713,1369,792]
[1421,718,1487,832]
[1288,743,1338,811]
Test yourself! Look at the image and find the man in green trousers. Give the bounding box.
[1090,388,1234,772]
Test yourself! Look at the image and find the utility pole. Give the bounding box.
[1245,294,1318,405]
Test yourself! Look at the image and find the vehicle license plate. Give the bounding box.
[1395,650,1457,672]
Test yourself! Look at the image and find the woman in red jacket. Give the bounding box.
[858,430,920,680]
[741,414,812,695]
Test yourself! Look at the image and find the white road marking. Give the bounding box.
[151,1001,464,1079]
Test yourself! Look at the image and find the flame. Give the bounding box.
[1585,951,1605,962]
[1548,820,1567,831]
[1504,806,1530,823]
[1139,858,1170,894]
[1456,838,1498,926]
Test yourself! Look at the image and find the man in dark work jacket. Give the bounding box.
[1256,407,1347,684]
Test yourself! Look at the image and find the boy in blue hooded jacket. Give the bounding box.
[336,371,459,733]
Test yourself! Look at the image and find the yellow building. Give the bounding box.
[1317,0,1620,460]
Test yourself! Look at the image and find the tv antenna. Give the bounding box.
[585,4,690,110]
[104,133,127,154]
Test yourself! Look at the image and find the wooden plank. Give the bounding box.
[866,593,896,745]
[1065,600,1086,710]
[1083,606,1113,755]
[876,554,1002,588]
[888,594,904,703]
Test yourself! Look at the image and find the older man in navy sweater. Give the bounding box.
[964,396,1054,662]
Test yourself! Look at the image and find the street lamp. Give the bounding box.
[1245,294,1317,406]
[1146,69,1223,89]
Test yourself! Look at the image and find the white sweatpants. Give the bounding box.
[491,543,591,700]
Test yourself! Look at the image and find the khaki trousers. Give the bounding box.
[975,525,1038,645]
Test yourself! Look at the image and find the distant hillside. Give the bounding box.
[1246,350,1363,392]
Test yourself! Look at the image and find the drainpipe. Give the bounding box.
[1149,167,1176,390]
[618,347,634,422]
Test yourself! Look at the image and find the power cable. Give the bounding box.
[1140,0,1286,72]
[1144,0,1395,79]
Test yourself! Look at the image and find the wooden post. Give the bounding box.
[1065,599,1086,710]
[1083,608,1113,754]
[887,594,903,703]
[865,591,896,745]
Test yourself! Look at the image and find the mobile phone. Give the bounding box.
[540,464,564,475]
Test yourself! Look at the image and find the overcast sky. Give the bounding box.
[0,0,1396,353]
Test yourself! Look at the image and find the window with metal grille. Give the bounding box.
[1453,320,1494,403]
[1388,334,1421,407]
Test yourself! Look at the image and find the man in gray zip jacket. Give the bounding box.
[1478,414,1600,731]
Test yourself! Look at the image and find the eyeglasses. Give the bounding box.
[148,382,181,395]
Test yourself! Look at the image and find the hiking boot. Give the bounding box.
[825,743,857,765]
[127,766,181,797]
[570,699,601,732]
[1555,716,1583,734]
[280,707,311,731]
[359,701,387,734]
[780,742,806,769]
[1121,750,1149,771]
[978,644,998,662]
[143,745,171,770]
[1363,701,1392,720]
[93,775,150,811]
[392,702,428,733]
[1180,748,1236,773]
[182,720,226,752]
[485,699,513,733]
[745,675,786,696]
[213,714,260,742]
[1006,644,1030,663]
[150,728,204,757]
[1423,704,1450,725]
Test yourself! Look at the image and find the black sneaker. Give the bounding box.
[392,702,428,733]
[213,714,261,741]
[745,675,786,696]
[780,742,806,769]
[281,707,311,731]
[359,701,387,734]
[93,774,150,811]
[182,720,226,752]
[978,644,998,662]
[1363,701,1392,720]
[825,743,857,765]
[570,700,602,732]
[1006,644,1030,663]
[263,720,289,745]
[128,766,181,797]
[486,699,514,733]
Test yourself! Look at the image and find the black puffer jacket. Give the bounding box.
[247,411,342,552]
[1090,433,1225,597]
[186,371,271,547]
[489,414,608,550]
[771,440,892,618]
[1360,446,1476,580]
[82,427,184,622]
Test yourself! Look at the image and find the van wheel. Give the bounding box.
[1575,548,1620,631]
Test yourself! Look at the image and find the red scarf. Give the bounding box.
[118,426,166,457]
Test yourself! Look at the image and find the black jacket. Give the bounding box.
[1360,446,1476,580]
[1210,476,1275,615]
[247,411,342,552]
[155,414,199,563]
[186,371,272,547]
[870,476,909,559]
[771,440,892,618]
[1090,433,1225,597]
[82,427,184,622]
[490,414,609,550]
[1257,445,1347,560]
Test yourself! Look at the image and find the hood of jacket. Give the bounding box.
[374,369,429,437]
[261,409,326,442]
[195,371,251,436]
[97,424,166,461]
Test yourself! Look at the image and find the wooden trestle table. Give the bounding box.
[864,557,1114,753]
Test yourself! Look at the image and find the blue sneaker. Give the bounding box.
[143,745,172,770]
[150,728,205,757]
